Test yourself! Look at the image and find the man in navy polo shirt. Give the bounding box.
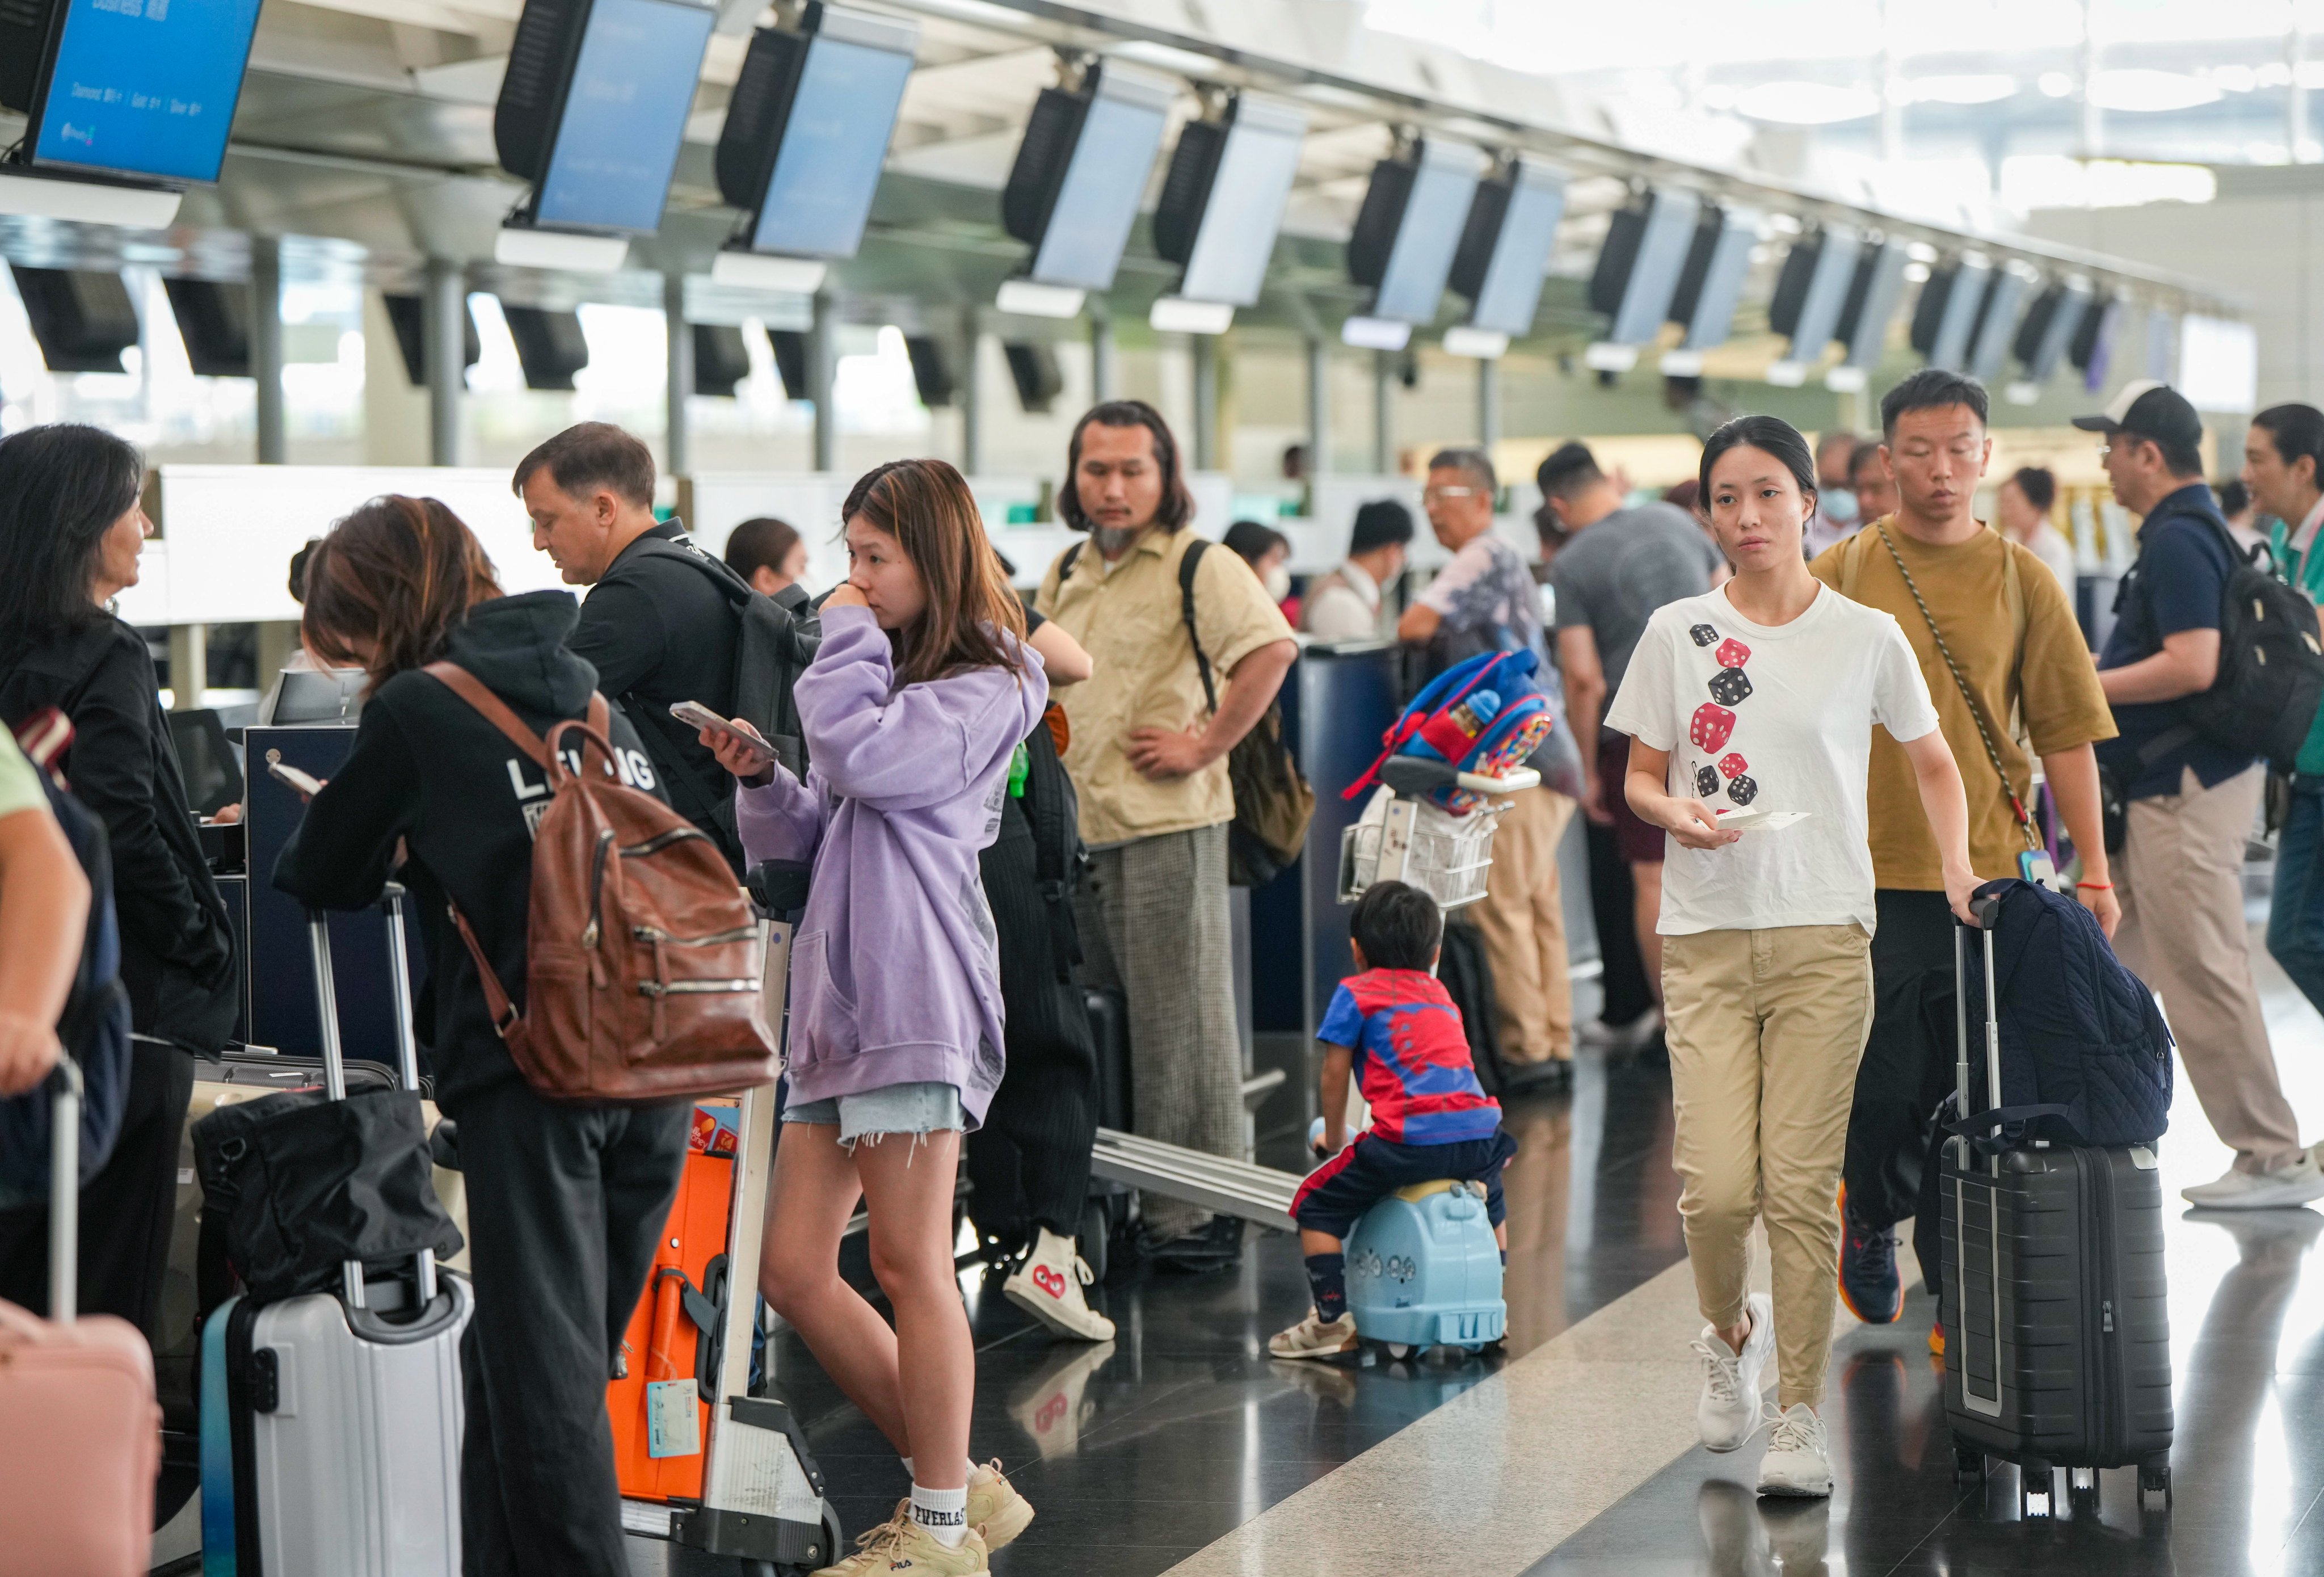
[2086,380,2324,1209]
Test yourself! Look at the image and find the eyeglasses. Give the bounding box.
[1422,485,1481,502]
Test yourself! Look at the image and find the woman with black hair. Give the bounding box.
[1603,414,1973,1500]
[0,422,236,1347]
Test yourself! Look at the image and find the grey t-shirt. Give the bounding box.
[1550,502,1725,695]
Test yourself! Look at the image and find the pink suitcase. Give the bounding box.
[0,1058,161,1576]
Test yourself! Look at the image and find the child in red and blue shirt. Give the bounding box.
[1269,881,1518,1360]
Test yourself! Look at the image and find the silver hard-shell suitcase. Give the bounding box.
[200,892,470,1575]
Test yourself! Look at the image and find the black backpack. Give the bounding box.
[2132,510,2324,771]
[1019,708,1085,981]
[618,536,822,846]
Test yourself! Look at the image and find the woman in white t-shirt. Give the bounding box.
[1605,414,1975,1501]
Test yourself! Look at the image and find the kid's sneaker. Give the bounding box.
[1003,1227,1116,1341]
[812,1508,990,1575]
[1268,1306,1359,1360]
[966,1459,1035,1550]
[1757,1403,1835,1498]
[1692,1292,1773,1452]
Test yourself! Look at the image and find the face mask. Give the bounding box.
[1824,490,1860,525]
[1264,563,1292,602]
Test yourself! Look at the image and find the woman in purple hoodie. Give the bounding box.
[700,457,1046,1576]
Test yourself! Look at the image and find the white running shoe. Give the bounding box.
[1003,1227,1116,1341]
[1691,1292,1774,1452]
[2181,1147,2324,1210]
[1757,1403,1835,1498]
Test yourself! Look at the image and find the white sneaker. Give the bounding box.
[1003,1227,1116,1341]
[2182,1146,2324,1210]
[1691,1292,1774,1452]
[1757,1403,1835,1498]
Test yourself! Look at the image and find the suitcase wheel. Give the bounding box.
[1079,1198,1110,1285]
[2019,1462,2054,1520]
[2138,1460,2173,1514]
[1952,1444,1986,1486]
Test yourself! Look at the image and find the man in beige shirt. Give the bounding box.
[1038,400,1296,1265]
[1808,368,2117,1336]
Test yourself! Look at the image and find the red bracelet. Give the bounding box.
[2076,881,2113,890]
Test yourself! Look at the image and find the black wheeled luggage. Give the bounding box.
[1939,895,2174,1518]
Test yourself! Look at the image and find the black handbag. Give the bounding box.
[192,1085,462,1301]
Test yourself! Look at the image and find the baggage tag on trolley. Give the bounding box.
[647,1379,702,1458]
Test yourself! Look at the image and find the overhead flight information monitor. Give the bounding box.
[1153,92,1309,309]
[498,0,714,235]
[19,0,264,183]
[1452,157,1567,339]
[1004,61,1176,292]
[717,3,917,259]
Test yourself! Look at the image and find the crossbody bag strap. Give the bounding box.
[1177,537,1219,714]
[1872,524,2043,853]
[445,902,526,1048]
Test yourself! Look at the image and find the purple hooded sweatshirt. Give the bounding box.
[734,603,1047,1126]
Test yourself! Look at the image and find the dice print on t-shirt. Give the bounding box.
[1727,774,1759,806]
[1708,667,1752,707]
[1717,752,1747,780]
[1695,764,1720,798]
[1714,638,1751,669]
[1690,703,1736,753]
[1681,621,1768,812]
[1690,624,1720,647]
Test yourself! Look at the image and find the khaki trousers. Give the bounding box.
[1662,923,1873,1408]
[2113,764,2304,1174]
[1471,786,1577,1065]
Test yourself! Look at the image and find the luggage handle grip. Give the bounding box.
[1951,888,2005,1148]
[46,1057,82,1323]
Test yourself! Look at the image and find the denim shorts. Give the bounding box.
[780,1080,965,1145]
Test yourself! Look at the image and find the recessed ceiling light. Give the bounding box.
[2087,69,2221,113]
[1734,81,1881,126]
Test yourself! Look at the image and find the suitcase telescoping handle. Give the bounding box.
[305,900,437,1312]
[1952,891,2005,1141]
[46,1056,83,1323]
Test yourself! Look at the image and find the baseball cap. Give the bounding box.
[2072,379,2205,452]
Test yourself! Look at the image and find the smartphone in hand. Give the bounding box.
[669,701,777,767]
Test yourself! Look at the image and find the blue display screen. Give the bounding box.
[536,0,713,234]
[751,35,912,257]
[1032,91,1168,292]
[1468,166,1565,337]
[32,0,264,183]
[1375,148,1477,325]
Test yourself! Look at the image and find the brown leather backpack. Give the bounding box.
[425,663,778,1104]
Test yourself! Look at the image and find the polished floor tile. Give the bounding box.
[633,1037,1685,1575]
[1523,923,2324,1577]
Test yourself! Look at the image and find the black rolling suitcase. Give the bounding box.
[1939,894,2174,1518]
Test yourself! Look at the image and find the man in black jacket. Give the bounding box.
[516,423,750,872]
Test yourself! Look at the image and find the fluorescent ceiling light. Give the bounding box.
[711,252,827,294]
[1341,316,1412,351]
[1905,74,2016,106]
[2005,381,2041,406]
[1734,81,1880,126]
[2037,72,2076,98]
[1149,296,1234,335]
[495,227,629,272]
[2087,69,2221,113]
[995,280,1085,319]
[1660,348,1705,377]
[1824,365,1867,393]
[1764,360,1808,387]
[1582,341,1638,373]
[0,170,179,228]
[1112,40,1222,77]
[1441,326,1509,360]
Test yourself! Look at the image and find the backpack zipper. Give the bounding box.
[580,828,615,947]
[633,924,760,947]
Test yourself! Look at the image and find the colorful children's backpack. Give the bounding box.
[1345,650,1557,815]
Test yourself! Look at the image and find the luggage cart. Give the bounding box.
[622,861,845,1576]
[1339,759,1540,911]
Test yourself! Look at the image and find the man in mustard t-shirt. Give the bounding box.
[1808,369,2117,1341]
